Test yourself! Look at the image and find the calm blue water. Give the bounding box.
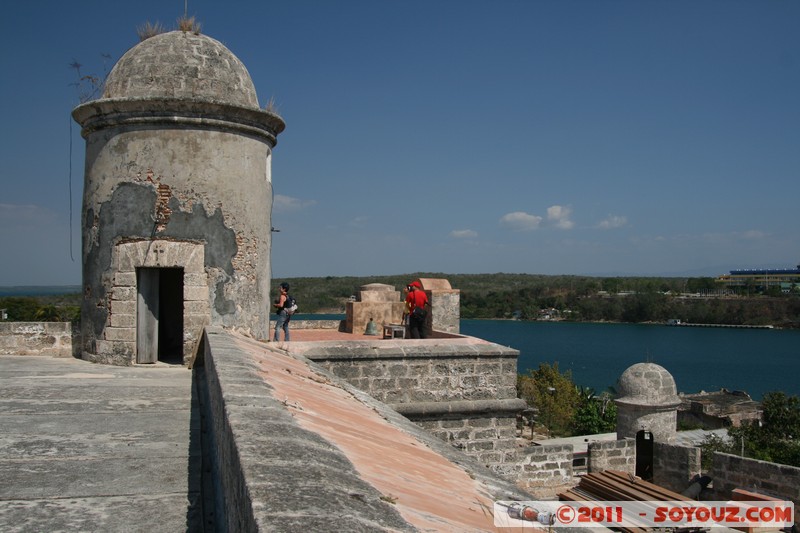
[288,315,798,399]
[460,320,800,400]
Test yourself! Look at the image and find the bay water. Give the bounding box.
[461,320,800,400]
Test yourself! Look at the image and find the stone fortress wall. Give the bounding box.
[0,322,76,357]
[307,341,525,469]
[3,318,799,520]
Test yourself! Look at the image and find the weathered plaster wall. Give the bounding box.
[80,129,273,346]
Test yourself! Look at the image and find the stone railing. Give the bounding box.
[0,322,75,357]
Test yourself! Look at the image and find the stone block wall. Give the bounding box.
[304,340,526,468]
[710,452,800,528]
[419,278,459,334]
[587,439,636,474]
[512,444,575,497]
[653,441,701,494]
[0,322,74,357]
[412,411,518,471]
[82,240,210,365]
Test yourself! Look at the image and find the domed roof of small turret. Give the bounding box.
[103,31,259,108]
[616,362,680,406]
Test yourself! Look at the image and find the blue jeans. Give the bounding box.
[274,310,290,341]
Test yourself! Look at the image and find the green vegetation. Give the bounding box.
[273,273,800,328]
[517,362,617,437]
[0,294,80,323]
[700,391,800,468]
[5,273,798,329]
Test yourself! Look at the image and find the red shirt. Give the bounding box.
[406,289,428,311]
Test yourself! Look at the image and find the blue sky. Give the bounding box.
[1,1,798,286]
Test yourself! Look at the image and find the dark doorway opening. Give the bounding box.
[635,429,654,481]
[137,267,184,364]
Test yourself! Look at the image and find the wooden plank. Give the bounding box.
[731,488,782,502]
[605,470,693,501]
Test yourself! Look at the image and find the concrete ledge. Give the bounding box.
[391,398,528,417]
[300,339,519,360]
[198,327,413,531]
[283,319,344,330]
[198,326,533,531]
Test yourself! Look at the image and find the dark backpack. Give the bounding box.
[284,295,298,315]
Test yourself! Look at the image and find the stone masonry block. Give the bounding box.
[110,286,136,301]
[331,365,362,380]
[466,441,495,452]
[109,300,136,315]
[108,313,136,328]
[386,364,408,378]
[104,327,136,342]
[185,301,210,314]
[408,390,438,403]
[473,429,498,440]
[94,339,134,357]
[114,271,137,287]
[184,285,209,301]
[406,364,429,377]
[184,272,208,286]
[467,417,495,428]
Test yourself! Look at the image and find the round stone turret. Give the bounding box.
[72,31,284,365]
[615,362,681,442]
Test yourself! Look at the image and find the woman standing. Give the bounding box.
[273,282,292,341]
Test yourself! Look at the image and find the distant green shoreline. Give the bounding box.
[0,286,81,297]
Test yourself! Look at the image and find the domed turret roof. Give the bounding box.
[103,31,259,108]
[616,362,680,406]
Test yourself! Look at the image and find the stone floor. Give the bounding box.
[0,355,208,532]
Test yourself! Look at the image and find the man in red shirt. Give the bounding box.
[405,280,429,339]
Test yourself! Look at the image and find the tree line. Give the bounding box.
[5,274,797,327]
[0,295,80,322]
[270,273,800,328]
